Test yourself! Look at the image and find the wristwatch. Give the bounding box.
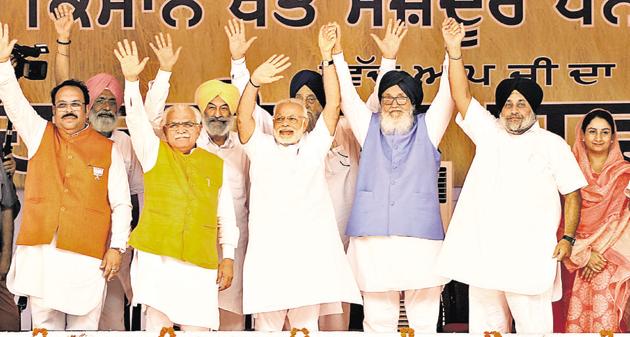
[322,59,333,67]
[561,235,576,246]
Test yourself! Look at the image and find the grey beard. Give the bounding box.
[306,110,321,132]
[88,110,117,134]
[500,113,537,135]
[203,116,234,137]
[380,111,414,135]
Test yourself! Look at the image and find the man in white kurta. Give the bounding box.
[0,35,132,329]
[236,28,362,332]
[116,41,239,330]
[436,18,586,334]
[332,21,454,331]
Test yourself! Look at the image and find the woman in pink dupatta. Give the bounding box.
[564,109,630,332]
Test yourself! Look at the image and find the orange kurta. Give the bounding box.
[17,123,113,259]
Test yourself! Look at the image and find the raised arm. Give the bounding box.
[114,39,159,172]
[366,19,407,111]
[49,4,75,84]
[0,23,47,156]
[319,24,341,135]
[236,55,291,144]
[144,33,181,127]
[225,19,273,133]
[331,23,372,146]
[443,18,470,118]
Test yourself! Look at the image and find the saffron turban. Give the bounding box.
[194,80,240,114]
[85,73,123,112]
[378,70,423,115]
[290,70,326,107]
[495,77,543,116]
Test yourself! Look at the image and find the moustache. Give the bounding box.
[62,113,78,119]
[206,116,231,124]
[96,111,116,119]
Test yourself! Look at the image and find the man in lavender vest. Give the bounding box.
[332,19,456,332]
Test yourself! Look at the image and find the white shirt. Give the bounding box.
[437,98,588,295]
[333,53,455,292]
[110,130,144,196]
[0,60,132,314]
[242,118,362,314]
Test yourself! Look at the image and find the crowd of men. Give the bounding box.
[0,7,597,334]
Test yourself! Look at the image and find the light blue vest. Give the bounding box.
[345,113,444,240]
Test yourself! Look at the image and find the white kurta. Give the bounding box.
[110,130,144,197]
[0,60,132,315]
[144,70,272,315]
[242,118,362,314]
[333,52,454,292]
[124,80,239,328]
[436,98,588,296]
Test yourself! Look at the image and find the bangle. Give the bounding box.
[249,78,260,88]
[56,39,71,45]
[57,52,69,57]
[449,54,462,60]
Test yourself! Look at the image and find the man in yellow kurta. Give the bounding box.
[114,39,239,331]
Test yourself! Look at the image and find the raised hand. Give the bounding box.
[332,22,342,54]
[49,4,75,41]
[224,18,257,60]
[0,23,18,64]
[442,17,465,58]
[148,33,182,72]
[370,18,408,60]
[319,23,337,60]
[250,54,291,87]
[114,39,149,82]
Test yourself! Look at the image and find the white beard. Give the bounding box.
[499,112,536,135]
[380,111,414,135]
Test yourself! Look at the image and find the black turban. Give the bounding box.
[290,70,325,107]
[495,77,543,116]
[378,71,423,115]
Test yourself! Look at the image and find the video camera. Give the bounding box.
[11,43,49,80]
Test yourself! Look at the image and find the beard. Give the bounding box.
[500,112,536,135]
[380,109,414,135]
[306,110,321,132]
[88,109,117,133]
[203,115,234,137]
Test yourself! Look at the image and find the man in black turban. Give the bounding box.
[289,70,326,132]
[436,17,586,335]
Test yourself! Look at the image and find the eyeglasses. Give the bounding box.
[165,121,200,130]
[273,115,306,125]
[206,105,231,114]
[381,96,409,106]
[55,101,85,110]
[503,101,528,110]
[93,97,118,108]
[295,94,317,105]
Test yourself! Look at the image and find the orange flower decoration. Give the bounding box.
[290,327,310,337]
[400,327,415,337]
[32,328,48,337]
[158,326,176,337]
[600,330,614,337]
[484,331,502,337]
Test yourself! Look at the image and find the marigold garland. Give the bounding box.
[32,328,48,337]
[400,327,414,337]
[158,326,176,337]
[289,327,309,337]
[483,331,502,337]
[600,330,614,337]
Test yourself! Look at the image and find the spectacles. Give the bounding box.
[206,105,231,114]
[55,101,85,110]
[381,96,409,106]
[295,94,317,105]
[93,97,118,108]
[165,121,200,130]
[503,101,528,109]
[273,115,306,125]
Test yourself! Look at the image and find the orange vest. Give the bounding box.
[17,123,114,259]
